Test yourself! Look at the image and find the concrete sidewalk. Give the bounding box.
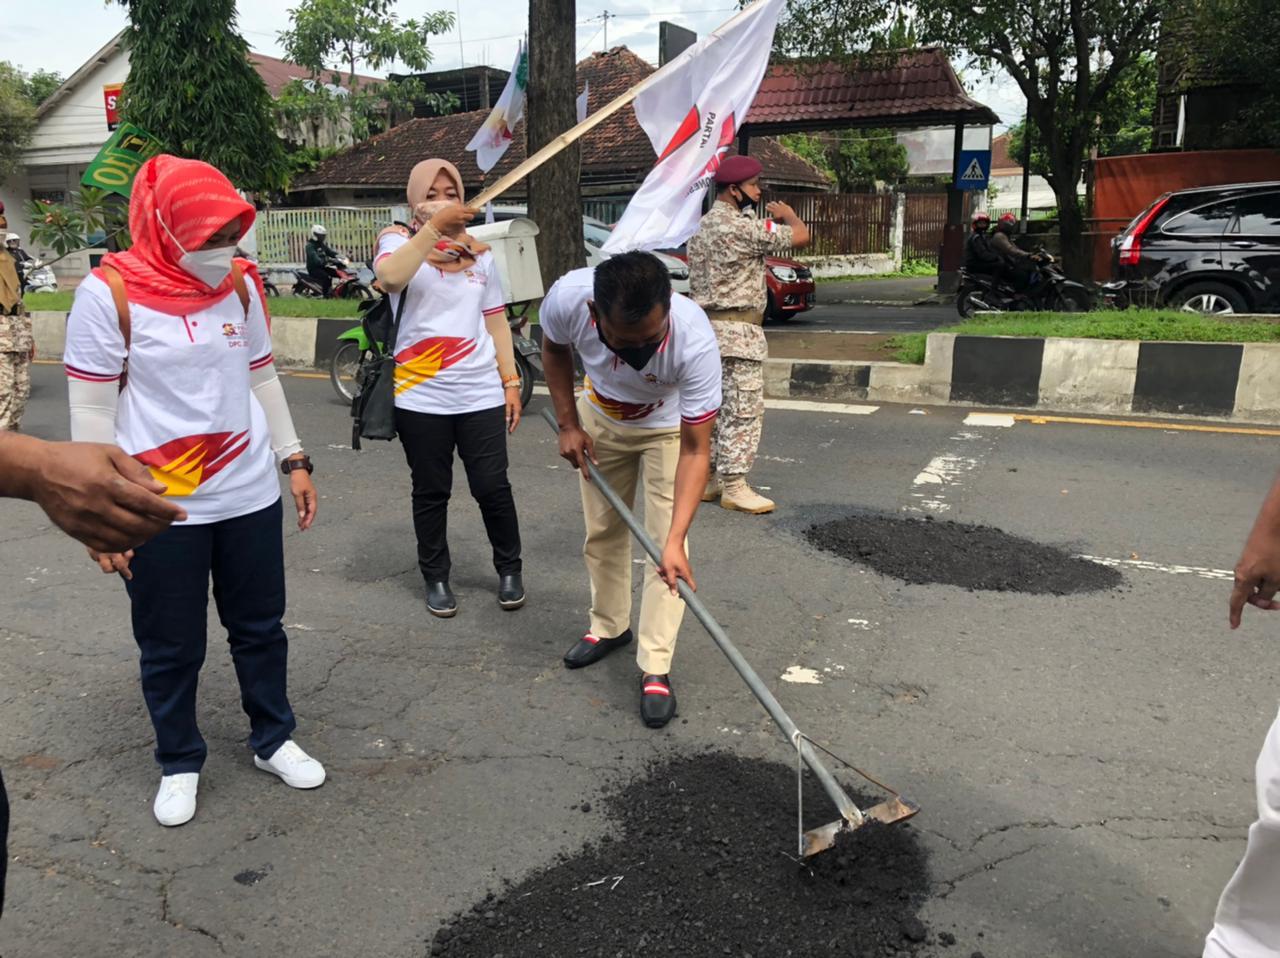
[817,274,942,305]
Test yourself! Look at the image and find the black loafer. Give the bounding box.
[563,629,633,669]
[498,574,525,610]
[426,581,457,618]
[640,674,676,729]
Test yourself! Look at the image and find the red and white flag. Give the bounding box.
[602,0,784,254]
[467,41,528,173]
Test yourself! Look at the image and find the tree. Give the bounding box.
[1007,53,1157,170]
[778,130,907,191]
[25,188,130,258]
[777,0,1165,276]
[21,69,64,107]
[114,0,290,192]
[1186,0,1280,147]
[526,0,585,288]
[277,0,455,147]
[0,63,37,185]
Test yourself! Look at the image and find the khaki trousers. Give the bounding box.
[577,397,685,675]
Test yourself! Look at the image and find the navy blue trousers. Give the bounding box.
[125,498,296,774]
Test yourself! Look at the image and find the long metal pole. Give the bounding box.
[540,408,864,826]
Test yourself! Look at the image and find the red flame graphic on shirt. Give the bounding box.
[585,378,664,422]
[394,337,478,395]
[133,431,250,497]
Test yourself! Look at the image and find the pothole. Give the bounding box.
[806,514,1122,595]
[427,752,966,956]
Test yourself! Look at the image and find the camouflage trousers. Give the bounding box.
[0,351,31,431]
[710,356,765,478]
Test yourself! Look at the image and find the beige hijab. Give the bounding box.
[377,158,488,271]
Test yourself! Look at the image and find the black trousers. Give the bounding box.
[396,404,522,582]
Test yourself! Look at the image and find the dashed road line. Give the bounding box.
[1078,555,1234,581]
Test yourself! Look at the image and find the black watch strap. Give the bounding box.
[282,455,314,475]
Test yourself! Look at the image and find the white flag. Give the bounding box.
[602,0,784,254]
[466,42,528,173]
[576,81,590,124]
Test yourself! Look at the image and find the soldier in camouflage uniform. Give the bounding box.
[0,239,33,432]
[686,155,810,514]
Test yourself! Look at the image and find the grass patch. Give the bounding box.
[24,292,72,311]
[886,309,1280,365]
[816,260,936,283]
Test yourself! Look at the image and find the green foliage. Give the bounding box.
[778,133,837,183]
[24,188,130,258]
[1186,0,1280,147]
[21,69,64,106]
[113,0,290,192]
[277,0,455,145]
[0,63,37,185]
[777,0,1164,275]
[284,144,341,178]
[1007,54,1156,172]
[778,129,907,190]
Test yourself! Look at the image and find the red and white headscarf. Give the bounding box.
[96,154,257,316]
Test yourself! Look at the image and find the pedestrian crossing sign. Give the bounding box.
[955,150,992,191]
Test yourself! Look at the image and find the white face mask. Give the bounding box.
[157,211,236,289]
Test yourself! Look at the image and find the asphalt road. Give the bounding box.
[770,300,959,334]
[2,365,1277,957]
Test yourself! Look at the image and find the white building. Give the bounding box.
[0,31,376,284]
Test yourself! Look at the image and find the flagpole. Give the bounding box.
[469,0,773,208]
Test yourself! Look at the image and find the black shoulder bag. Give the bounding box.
[350,283,409,450]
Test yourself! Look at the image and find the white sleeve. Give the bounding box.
[679,324,723,426]
[481,254,505,317]
[538,280,570,345]
[374,231,409,265]
[250,363,303,461]
[246,282,275,372]
[68,378,119,443]
[63,279,126,386]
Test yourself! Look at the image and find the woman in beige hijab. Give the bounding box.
[373,159,526,618]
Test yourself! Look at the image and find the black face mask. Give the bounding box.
[732,188,757,212]
[597,320,665,372]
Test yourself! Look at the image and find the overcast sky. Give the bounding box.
[6,0,1026,129]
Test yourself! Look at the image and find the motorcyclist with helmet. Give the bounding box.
[963,211,1003,278]
[304,224,341,298]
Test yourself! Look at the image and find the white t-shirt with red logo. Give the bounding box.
[63,274,279,526]
[539,267,722,430]
[374,233,506,416]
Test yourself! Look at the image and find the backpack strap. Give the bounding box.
[101,264,131,352]
[231,263,250,318]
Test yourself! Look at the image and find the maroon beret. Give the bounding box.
[714,155,763,185]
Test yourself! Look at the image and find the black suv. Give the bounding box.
[1104,181,1280,314]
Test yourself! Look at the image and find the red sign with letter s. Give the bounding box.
[103,84,123,131]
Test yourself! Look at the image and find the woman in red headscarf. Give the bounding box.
[62,155,325,828]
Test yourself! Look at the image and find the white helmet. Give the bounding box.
[4,233,17,245]
[311,224,327,237]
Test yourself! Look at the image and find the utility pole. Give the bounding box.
[1019,105,1032,234]
[600,10,614,50]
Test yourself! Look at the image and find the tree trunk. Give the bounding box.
[527,0,585,289]
[1049,154,1088,280]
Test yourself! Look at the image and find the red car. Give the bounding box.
[664,252,817,322]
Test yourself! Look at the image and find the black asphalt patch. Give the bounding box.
[428,752,947,957]
[806,514,1122,595]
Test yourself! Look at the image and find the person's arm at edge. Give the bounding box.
[1229,469,1280,628]
[657,417,715,594]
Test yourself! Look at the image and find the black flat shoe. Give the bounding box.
[563,629,633,669]
[498,574,525,610]
[640,674,676,729]
[426,581,457,618]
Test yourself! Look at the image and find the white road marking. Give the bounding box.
[780,666,824,685]
[765,399,880,415]
[964,412,1016,427]
[905,429,1000,514]
[1078,555,1234,581]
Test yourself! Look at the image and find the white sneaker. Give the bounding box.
[153,772,199,827]
[254,740,326,789]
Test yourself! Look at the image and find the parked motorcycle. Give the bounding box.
[293,256,375,300]
[234,248,278,296]
[956,251,1092,318]
[330,305,541,409]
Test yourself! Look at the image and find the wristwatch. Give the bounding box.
[281,455,314,476]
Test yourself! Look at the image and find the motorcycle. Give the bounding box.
[233,249,278,296]
[330,304,542,410]
[293,256,375,301]
[956,250,1092,318]
[19,258,58,294]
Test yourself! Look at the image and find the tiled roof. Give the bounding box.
[248,52,381,98]
[990,132,1020,174]
[293,46,831,194]
[745,47,1000,132]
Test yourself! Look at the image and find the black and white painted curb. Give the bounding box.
[31,314,1280,424]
